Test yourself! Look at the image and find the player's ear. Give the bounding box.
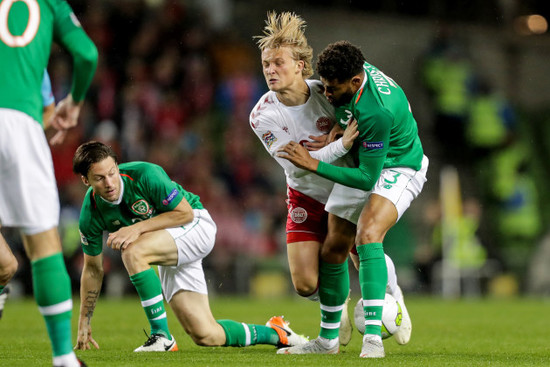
[80,175,90,187]
[295,59,304,73]
[351,74,362,89]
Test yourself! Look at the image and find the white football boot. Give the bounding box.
[393,285,412,345]
[0,286,9,319]
[134,332,178,352]
[277,337,339,355]
[359,335,385,358]
[338,291,353,346]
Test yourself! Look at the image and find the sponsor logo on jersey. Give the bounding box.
[131,199,152,216]
[290,207,308,224]
[363,141,384,150]
[79,230,89,246]
[163,188,179,205]
[262,131,277,149]
[316,117,332,132]
[112,220,121,226]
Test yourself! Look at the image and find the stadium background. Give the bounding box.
[3,0,550,299]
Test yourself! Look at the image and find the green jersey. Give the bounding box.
[79,162,204,256]
[0,0,97,124]
[317,61,424,191]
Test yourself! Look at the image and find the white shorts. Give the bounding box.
[158,209,216,302]
[326,155,429,224]
[0,108,59,234]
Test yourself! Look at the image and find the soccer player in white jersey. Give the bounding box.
[250,12,411,353]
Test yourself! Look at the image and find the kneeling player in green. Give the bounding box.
[72,141,307,352]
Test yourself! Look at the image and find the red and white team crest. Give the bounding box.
[290,207,308,223]
[316,117,332,132]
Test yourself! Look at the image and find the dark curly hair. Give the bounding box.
[316,41,365,82]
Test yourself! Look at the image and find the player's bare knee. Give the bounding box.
[320,245,349,264]
[355,226,383,245]
[0,256,18,284]
[189,330,219,347]
[293,278,318,297]
[121,245,147,269]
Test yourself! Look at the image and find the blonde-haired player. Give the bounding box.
[251,12,410,353]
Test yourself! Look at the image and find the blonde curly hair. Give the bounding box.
[254,11,313,79]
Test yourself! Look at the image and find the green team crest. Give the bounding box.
[131,199,152,216]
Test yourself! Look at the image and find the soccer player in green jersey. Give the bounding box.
[72,141,308,353]
[278,41,428,358]
[0,69,57,320]
[0,1,97,366]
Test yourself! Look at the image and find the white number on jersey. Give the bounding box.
[0,0,40,47]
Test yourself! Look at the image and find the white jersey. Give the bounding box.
[250,79,348,204]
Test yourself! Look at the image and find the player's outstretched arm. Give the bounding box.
[75,253,104,350]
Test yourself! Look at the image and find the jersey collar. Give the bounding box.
[99,175,125,205]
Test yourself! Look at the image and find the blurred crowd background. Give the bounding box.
[3,0,550,299]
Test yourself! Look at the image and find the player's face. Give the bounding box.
[261,46,304,93]
[320,77,356,107]
[83,157,121,202]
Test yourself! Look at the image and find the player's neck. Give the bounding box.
[276,80,310,107]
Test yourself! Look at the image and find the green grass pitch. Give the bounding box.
[0,295,548,366]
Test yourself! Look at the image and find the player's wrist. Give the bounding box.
[309,158,320,172]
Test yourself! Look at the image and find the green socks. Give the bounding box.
[318,260,350,340]
[357,243,387,337]
[217,320,279,346]
[32,253,73,357]
[130,268,171,339]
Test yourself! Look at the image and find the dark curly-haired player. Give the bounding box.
[279,41,428,358]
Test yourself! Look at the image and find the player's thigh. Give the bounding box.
[357,194,398,243]
[128,209,215,268]
[0,110,59,232]
[130,230,179,267]
[323,213,356,258]
[169,290,225,345]
[287,240,321,284]
[21,227,63,261]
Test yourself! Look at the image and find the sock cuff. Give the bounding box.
[129,267,156,284]
[31,252,64,269]
[356,243,384,259]
[320,259,348,272]
[217,320,243,346]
